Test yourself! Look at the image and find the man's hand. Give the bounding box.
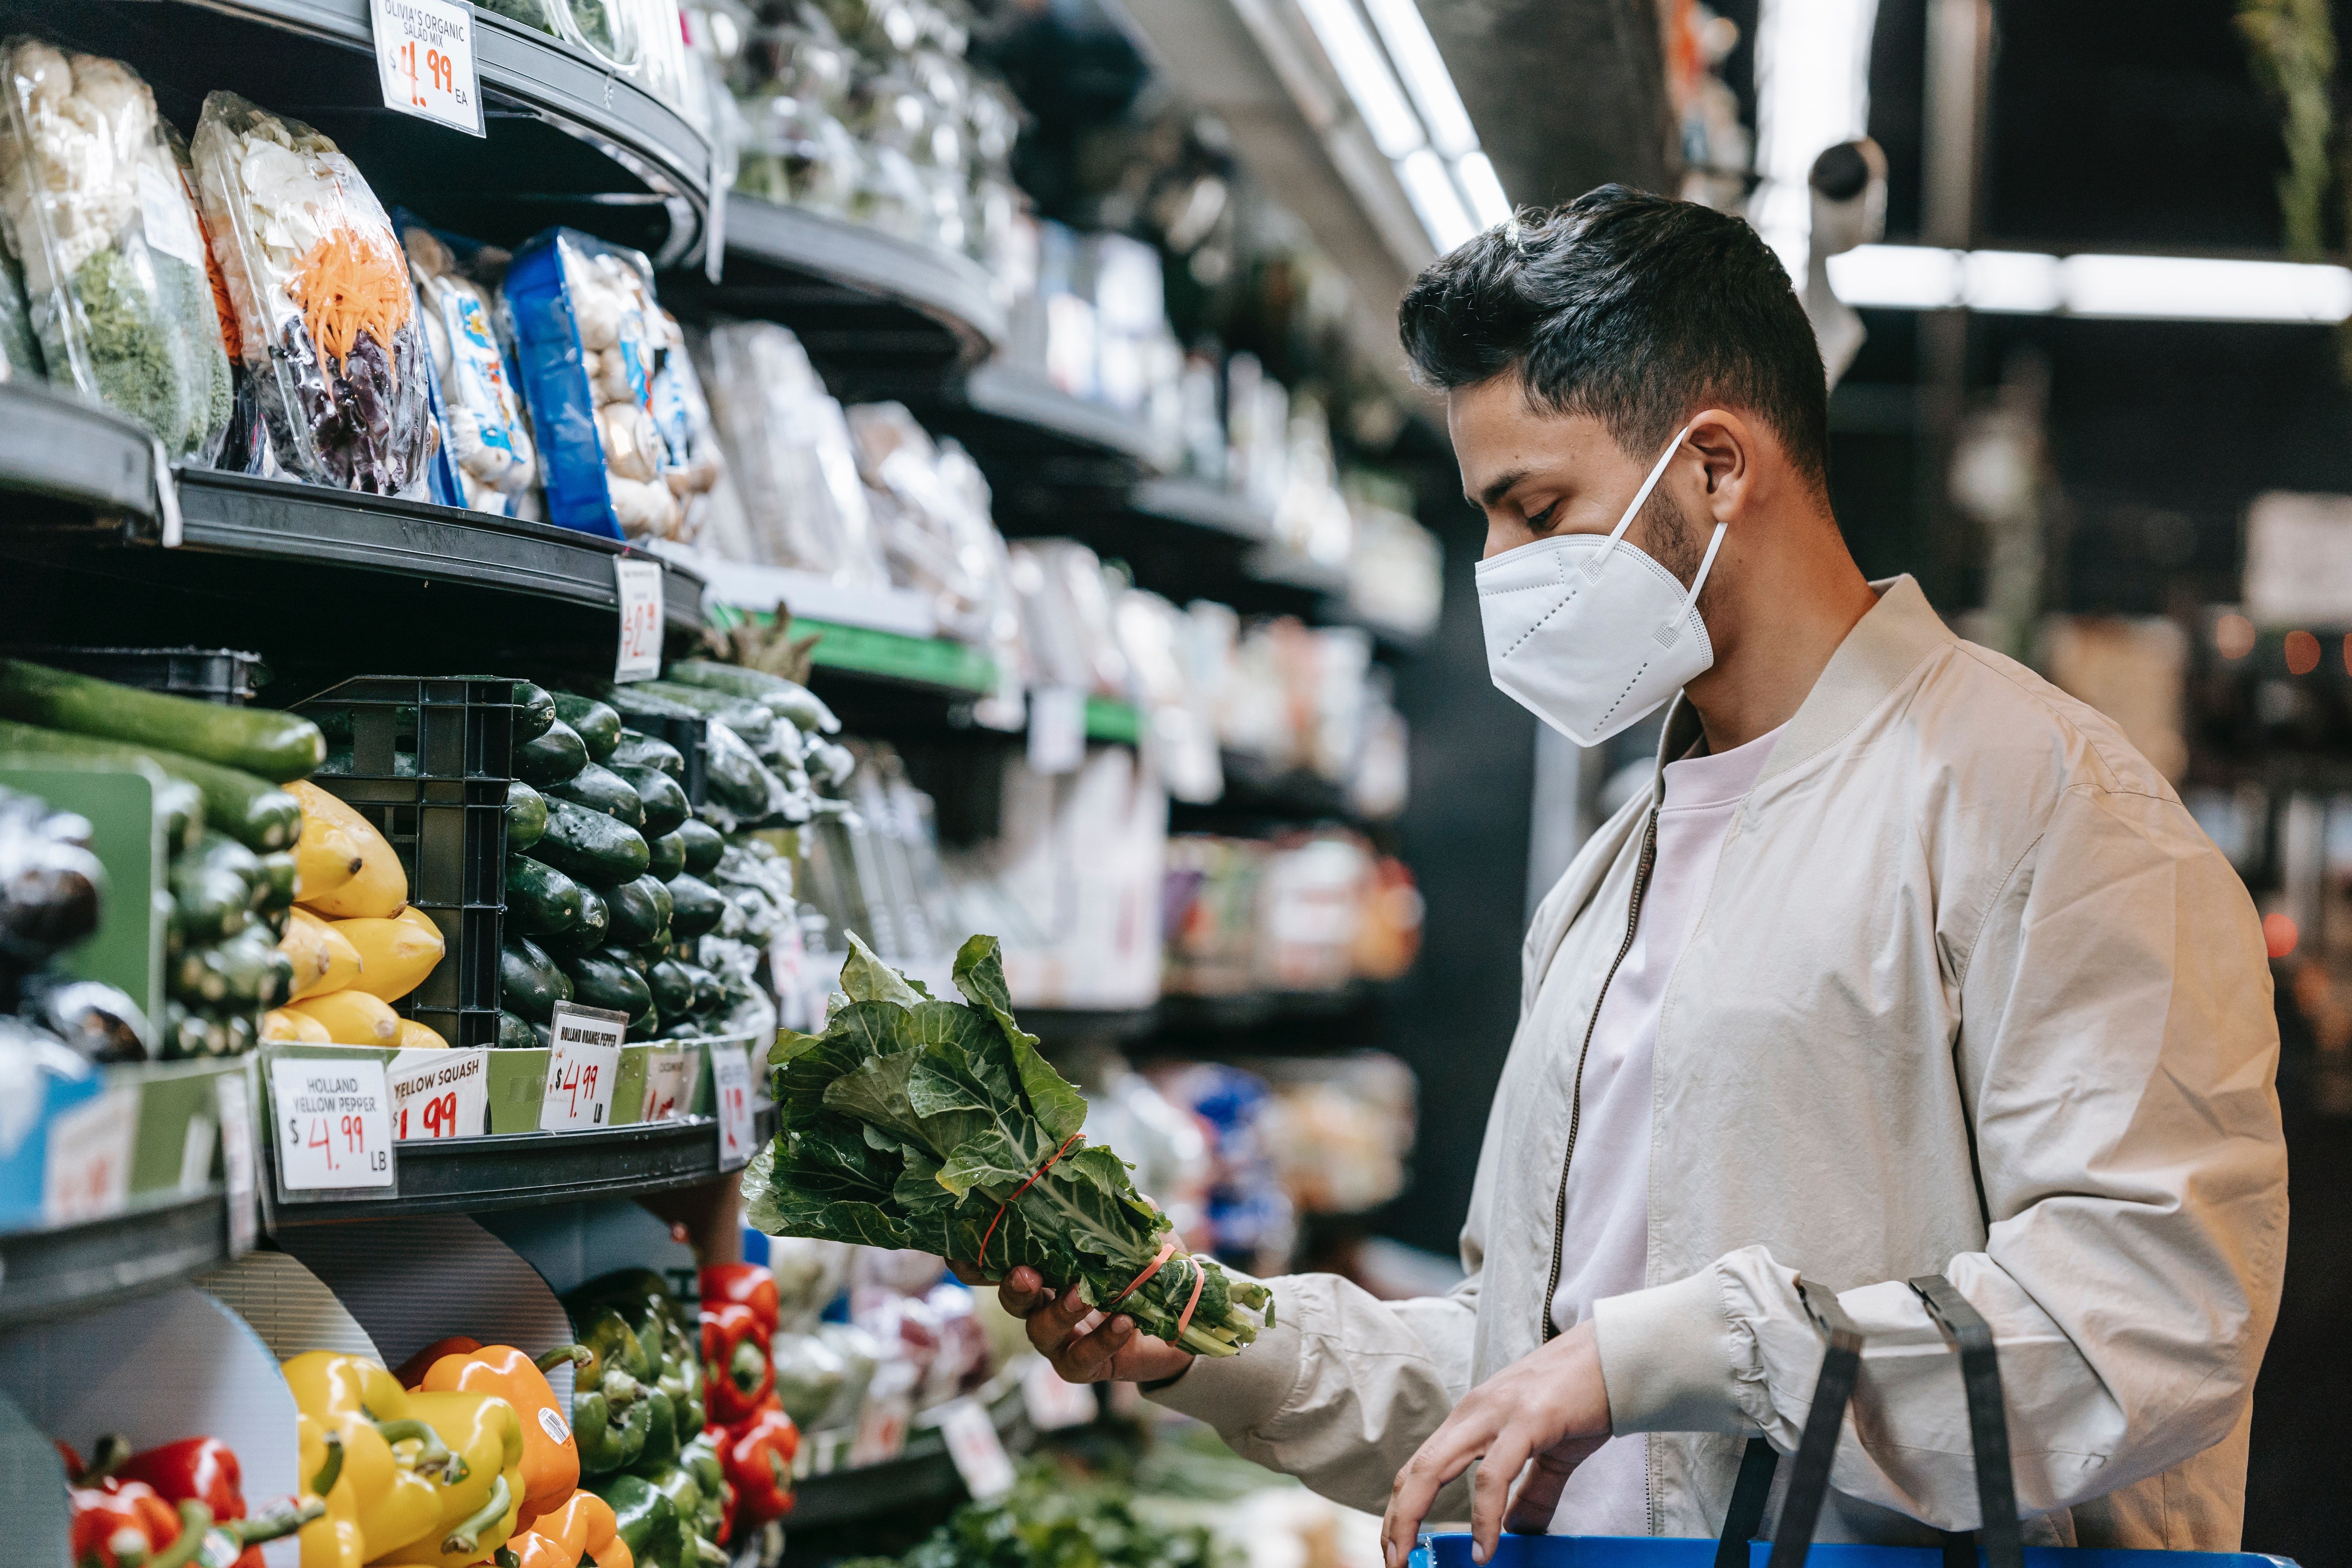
[1381,1320,1613,1568]
[953,1262,1192,1385]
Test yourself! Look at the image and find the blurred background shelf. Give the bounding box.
[0,382,160,528]
[0,1192,228,1329]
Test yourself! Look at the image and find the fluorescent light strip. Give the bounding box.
[1397,147,1477,251]
[1826,244,2352,323]
[1454,149,1511,228]
[1362,0,1478,157]
[1297,0,1425,159]
[1750,0,1880,280]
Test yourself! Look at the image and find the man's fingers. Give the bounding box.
[947,1260,991,1287]
[997,1266,1049,1318]
[1383,1426,1484,1568]
[1467,1432,1535,1564]
[1060,1313,1135,1381]
[1503,1438,1601,1537]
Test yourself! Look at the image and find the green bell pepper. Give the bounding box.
[586,1472,687,1568]
[677,1429,728,1549]
[572,1305,657,1476]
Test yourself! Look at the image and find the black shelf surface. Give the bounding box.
[668,196,1004,384]
[12,0,711,265]
[0,1192,228,1328]
[0,381,160,525]
[920,366,1165,516]
[270,1110,769,1225]
[789,1379,1035,1529]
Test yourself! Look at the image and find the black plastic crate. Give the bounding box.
[296,677,514,1047]
[25,646,270,705]
[631,709,708,808]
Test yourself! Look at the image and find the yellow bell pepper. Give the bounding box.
[369,1389,524,1568]
[296,1413,367,1568]
[283,1352,454,1564]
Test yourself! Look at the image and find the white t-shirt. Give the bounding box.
[1543,720,1783,1536]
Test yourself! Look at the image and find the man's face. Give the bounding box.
[1449,376,1698,578]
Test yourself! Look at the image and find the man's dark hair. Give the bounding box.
[1397,185,1830,492]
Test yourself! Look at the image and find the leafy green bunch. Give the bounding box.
[742,934,1273,1358]
[846,1460,1235,1568]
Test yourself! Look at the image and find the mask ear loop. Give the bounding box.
[1584,421,1697,579]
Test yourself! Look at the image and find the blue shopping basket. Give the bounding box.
[1413,1277,2293,1568]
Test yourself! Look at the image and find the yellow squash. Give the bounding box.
[287,988,400,1045]
[290,781,407,919]
[393,1019,448,1051]
[263,1007,332,1043]
[284,907,364,1000]
[335,911,443,1002]
[295,807,367,903]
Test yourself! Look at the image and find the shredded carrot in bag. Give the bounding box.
[289,224,411,376]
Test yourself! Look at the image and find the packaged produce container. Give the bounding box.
[0,42,232,460]
[189,91,433,496]
[403,223,537,517]
[504,226,686,541]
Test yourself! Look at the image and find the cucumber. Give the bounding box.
[500,935,572,1021]
[0,719,300,851]
[514,720,588,788]
[700,728,775,820]
[665,873,725,940]
[171,833,258,942]
[506,854,584,936]
[644,830,685,882]
[527,797,649,887]
[552,693,624,761]
[541,886,609,958]
[0,659,325,781]
[155,777,202,854]
[172,927,289,1008]
[162,1002,219,1060]
[674,819,723,876]
[612,729,685,779]
[662,660,840,733]
[632,681,775,746]
[559,946,652,1018]
[648,957,695,1020]
[497,1009,539,1049]
[610,763,686,838]
[506,779,548,851]
[512,681,557,742]
[678,962,724,1014]
[627,1005,662,1042]
[603,686,706,726]
[604,875,673,947]
[549,762,646,830]
[254,851,296,911]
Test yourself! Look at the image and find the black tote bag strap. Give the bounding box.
[1908,1276,2025,1568]
[1764,1280,1868,1568]
[1713,1438,1782,1568]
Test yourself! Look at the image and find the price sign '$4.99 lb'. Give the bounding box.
[541,1002,626,1132]
[268,1056,396,1195]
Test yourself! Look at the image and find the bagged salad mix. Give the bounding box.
[191,91,433,495]
[0,42,231,457]
[403,223,536,515]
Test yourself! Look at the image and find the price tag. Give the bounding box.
[614,559,664,683]
[1019,1354,1099,1432]
[268,1057,396,1193]
[639,1047,692,1124]
[135,161,206,272]
[178,1112,218,1194]
[42,1085,139,1226]
[848,1359,916,1467]
[369,0,485,137]
[388,1047,488,1141]
[540,1002,625,1132]
[1027,686,1085,775]
[712,1043,755,1171]
[215,1073,258,1254]
[934,1397,1016,1501]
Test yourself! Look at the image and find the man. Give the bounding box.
[985,187,2287,1562]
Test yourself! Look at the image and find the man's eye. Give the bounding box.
[1527,501,1561,532]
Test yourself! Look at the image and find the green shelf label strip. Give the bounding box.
[794,619,997,694]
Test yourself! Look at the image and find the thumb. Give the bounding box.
[1504,1436,1607,1535]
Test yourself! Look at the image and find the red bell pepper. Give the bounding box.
[719,1401,798,1531]
[699,1263,778,1336]
[112,1436,323,1568]
[391,1334,483,1389]
[700,1301,773,1427]
[60,1439,215,1568]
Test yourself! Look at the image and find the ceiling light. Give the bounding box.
[1827,243,2352,322]
[1361,0,1477,157]
[1824,243,1962,309]
[1454,150,1512,229]
[1751,0,1881,279]
[1962,250,2062,313]
[1296,0,1425,159]
[1397,147,1477,251]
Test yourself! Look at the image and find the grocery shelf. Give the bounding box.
[8,0,711,266]
[790,1376,1036,1529]
[925,366,1168,509]
[1129,477,1276,544]
[1085,697,1143,745]
[0,1192,229,1329]
[0,381,162,528]
[668,196,1005,381]
[1022,1004,1162,1046]
[269,1111,772,1227]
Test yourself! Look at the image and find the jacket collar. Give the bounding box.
[1650,574,1955,796]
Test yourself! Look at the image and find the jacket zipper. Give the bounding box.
[1541,803,1661,1345]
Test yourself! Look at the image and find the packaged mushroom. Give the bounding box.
[190,91,434,494]
[0,42,231,457]
[403,223,536,515]
[504,225,682,540]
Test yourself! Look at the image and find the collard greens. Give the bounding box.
[742,934,1273,1357]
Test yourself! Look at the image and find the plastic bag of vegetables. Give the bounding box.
[0,41,232,459]
[403,222,536,516]
[190,91,433,495]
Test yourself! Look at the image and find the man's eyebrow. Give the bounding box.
[1473,466,1533,510]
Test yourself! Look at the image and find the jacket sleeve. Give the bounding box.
[1590,782,2288,1529]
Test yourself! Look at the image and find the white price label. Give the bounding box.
[389,1047,488,1141]
[42,1085,138,1226]
[540,1002,625,1131]
[935,1397,1016,1501]
[712,1044,755,1171]
[1019,1354,1098,1432]
[215,1073,258,1254]
[178,1113,218,1194]
[269,1057,396,1192]
[369,0,484,137]
[614,559,664,682]
[135,160,206,272]
[1027,686,1085,775]
[639,1047,692,1124]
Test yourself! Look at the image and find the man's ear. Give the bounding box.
[1683,410,1753,515]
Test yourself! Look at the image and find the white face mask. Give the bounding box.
[1474,424,1727,746]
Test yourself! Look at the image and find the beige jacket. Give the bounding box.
[1154,577,2287,1549]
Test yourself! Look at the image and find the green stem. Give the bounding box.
[81,1433,134,1485]
[309,1428,345,1497]
[536,1343,592,1372]
[440,1472,513,1556]
[234,1499,326,1546]
[372,1419,466,1485]
[148,1504,214,1568]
